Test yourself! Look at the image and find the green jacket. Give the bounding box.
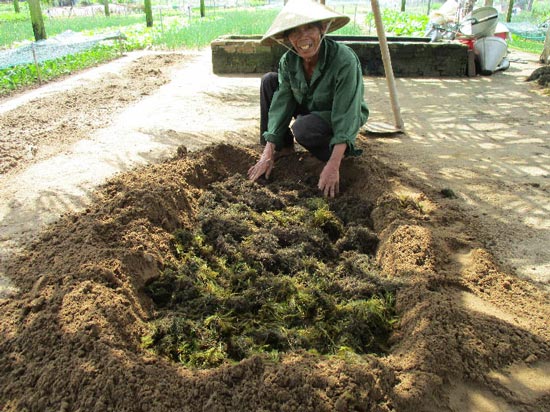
[263,37,369,154]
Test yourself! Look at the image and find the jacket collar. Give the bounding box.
[310,38,328,84]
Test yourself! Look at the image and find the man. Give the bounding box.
[247,0,369,198]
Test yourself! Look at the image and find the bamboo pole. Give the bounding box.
[370,0,404,132]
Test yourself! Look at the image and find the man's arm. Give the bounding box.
[328,46,368,151]
[263,56,297,151]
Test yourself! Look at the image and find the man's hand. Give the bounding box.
[318,161,340,197]
[318,143,346,198]
[248,142,276,181]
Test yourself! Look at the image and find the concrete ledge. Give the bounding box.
[211,35,469,77]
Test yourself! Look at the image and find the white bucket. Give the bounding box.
[461,7,499,38]
[474,36,508,74]
[494,22,510,40]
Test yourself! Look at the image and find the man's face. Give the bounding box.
[287,23,324,60]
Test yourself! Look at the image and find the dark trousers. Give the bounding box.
[260,72,333,162]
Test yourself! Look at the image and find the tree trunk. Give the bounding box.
[13,0,20,13]
[104,0,110,17]
[506,0,514,22]
[484,0,493,6]
[200,0,205,17]
[144,0,153,27]
[401,0,406,12]
[541,24,550,64]
[28,0,46,41]
[460,0,476,20]
[527,0,534,12]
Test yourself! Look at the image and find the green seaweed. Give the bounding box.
[143,175,398,368]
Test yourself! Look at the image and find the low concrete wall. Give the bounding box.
[211,35,469,77]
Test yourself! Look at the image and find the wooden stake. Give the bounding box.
[31,43,42,85]
[369,0,404,132]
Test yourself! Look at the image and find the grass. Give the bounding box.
[507,34,545,55]
[142,175,398,369]
[397,194,427,214]
[504,9,547,55]
[152,8,280,49]
[1,13,146,47]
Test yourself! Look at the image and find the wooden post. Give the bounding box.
[370,0,404,131]
[31,43,42,85]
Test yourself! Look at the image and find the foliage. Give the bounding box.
[507,33,545,54]
[530,2,550,21]
[332,20,363,36]
[153,9,279,49]
[0,8,29,23]
[0,43,121,95]
[364,9,430,37]
[142,175,398,369]
[507,2,548,50]
[1,14,146,48]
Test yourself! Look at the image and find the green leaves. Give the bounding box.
[1,43,120,96]
[365,9,429,37]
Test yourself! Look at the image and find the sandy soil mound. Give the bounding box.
[1,142,549,411]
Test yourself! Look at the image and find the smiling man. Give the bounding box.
[247,0,369,198]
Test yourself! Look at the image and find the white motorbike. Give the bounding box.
[425,6,510,75]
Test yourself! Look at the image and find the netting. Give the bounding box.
[504,22,548,42]
[0,30,125,70]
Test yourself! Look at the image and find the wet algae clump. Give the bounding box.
[143,175,398,368]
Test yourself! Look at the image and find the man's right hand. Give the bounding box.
[248,142,276,181]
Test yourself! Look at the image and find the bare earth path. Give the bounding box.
[366,50,550,286]
[0,47,549,411]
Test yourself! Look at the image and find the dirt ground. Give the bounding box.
[0,47,549,411]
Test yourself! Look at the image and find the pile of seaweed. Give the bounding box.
[143,174,399,368]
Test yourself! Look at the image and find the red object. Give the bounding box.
[458,38,476,50]
[494,31,508,40]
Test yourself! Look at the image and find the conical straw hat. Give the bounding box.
[260,0,350,46]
